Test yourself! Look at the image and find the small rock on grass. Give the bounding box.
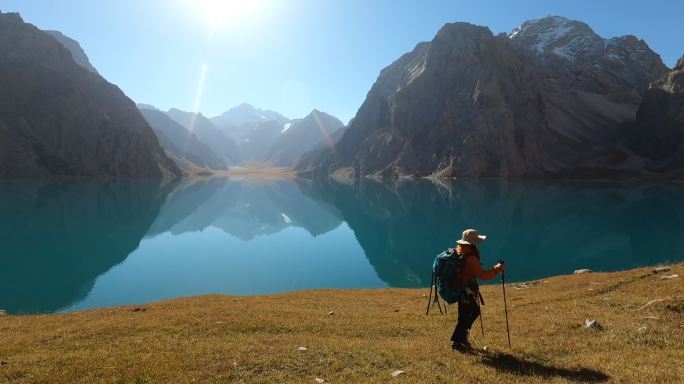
[391,370,405,377]
[0,360,8,366]
[315,378,325,383]
[653,267,671,274]
[327,311,334,316]
[131,307,146,312]
[574,269,592,274]
[660,274,679,280]
[584,319,603,330]
[638,326,647,333]
[298,347,308,351]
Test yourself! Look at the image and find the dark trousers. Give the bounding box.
[451,293,480,343]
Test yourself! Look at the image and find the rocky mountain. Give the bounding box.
[166,108,242,165]
[44,30,98,74]
[632,55,684,174]
[211,103,289,132]
[0,12,180,178]
[298,16,675,179]
[238,120,284,162]
[265,110,344,166]
[138,106,227,171]
[211,103,290,161]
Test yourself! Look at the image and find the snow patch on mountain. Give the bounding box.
[509,15,644,66]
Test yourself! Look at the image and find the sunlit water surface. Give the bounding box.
[1,178,683,314]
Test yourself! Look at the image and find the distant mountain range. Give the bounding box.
[2,11,682,179]
[210,103,290,161]
[138,106,227,171]
[298,16,684,180]
[165,108,243,166]
[138,103,346,171]
[0,11,180,178]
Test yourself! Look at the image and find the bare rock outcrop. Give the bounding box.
[633,54,684,174]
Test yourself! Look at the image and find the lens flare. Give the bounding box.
[188,62,208,131]
[312,110,336,151]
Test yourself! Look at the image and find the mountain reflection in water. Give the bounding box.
[1,177,683,314]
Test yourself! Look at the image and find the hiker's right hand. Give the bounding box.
[493,263,505,272]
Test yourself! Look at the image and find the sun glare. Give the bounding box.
[193,0,264,32]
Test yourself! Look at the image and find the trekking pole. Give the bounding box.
[499,260,511,349]
[426,272,434,315]
[478,300,485,338]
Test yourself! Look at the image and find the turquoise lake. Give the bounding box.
[1,178,683,314]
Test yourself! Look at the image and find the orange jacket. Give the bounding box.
[455,254,498,284]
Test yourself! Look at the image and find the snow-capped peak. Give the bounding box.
[281,122,292,133]
[510,16,604,62]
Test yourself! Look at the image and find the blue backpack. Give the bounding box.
[427,249,467,314]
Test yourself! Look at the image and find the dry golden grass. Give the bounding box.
[1,264,683,383]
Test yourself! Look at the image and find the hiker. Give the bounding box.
[450,229,504,352]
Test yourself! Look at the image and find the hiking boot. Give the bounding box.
[451,340,472,353]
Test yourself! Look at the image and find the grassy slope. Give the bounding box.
[1,264,683,384]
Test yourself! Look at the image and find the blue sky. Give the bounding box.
[2,0,683,122]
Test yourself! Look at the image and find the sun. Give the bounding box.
[193,0,264,31]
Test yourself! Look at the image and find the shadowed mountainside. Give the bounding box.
[139,107,227,171]
[44,30,98,74]
[166,109,242,166]
[0,12,180,178]
[633,55,684,174]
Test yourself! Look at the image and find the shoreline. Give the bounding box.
[6,263,681,317]
[1,263,682,383]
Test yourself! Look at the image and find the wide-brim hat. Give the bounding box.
[456,229,486,246]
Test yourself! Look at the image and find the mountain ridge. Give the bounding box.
[297,16,679,180]
[138,106,227,171]
[166,108,242,165]
[264,110,344,166]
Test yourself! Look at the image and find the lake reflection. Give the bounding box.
[1,178,683,314]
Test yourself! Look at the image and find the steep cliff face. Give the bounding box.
[0,12,180,178]
[299,16,672,179]
[633,55,684,173]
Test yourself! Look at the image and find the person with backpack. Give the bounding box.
[450,229,504,352]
